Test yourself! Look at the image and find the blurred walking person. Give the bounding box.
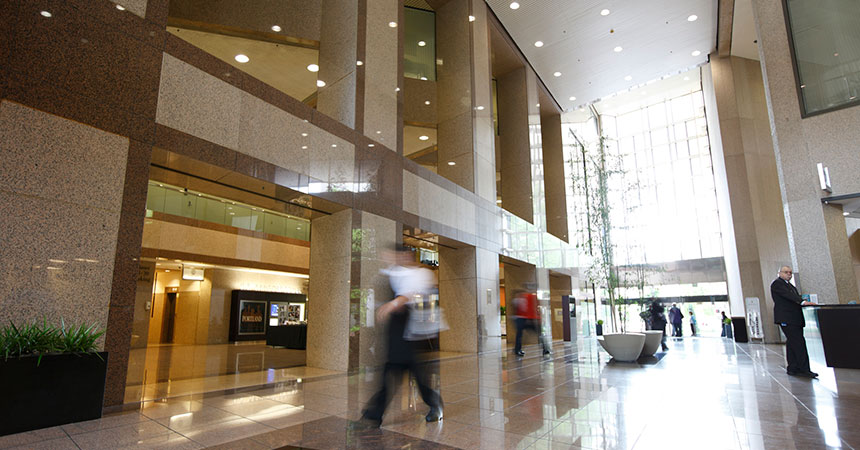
[511,289,551,357]
[362,245,443,426]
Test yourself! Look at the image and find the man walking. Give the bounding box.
[669,304,684,337]
[771,266,818,378]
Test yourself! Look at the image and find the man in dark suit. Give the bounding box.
[771,265,818,378]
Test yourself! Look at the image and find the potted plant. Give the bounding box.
[596,319,604,336]
[0,320,107,436]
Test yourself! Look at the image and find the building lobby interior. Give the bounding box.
[2,0,860,449]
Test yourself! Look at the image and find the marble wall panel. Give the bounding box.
[752,0,859,303]
[238,93,310,176]
[403,78,436,125]
[113,0,146,18]
[439,246,479,353]
[362,0,399,146]
[307,209,352,371]
[497,67,533,224]
[0,102,130,340]
[157,54,243,150]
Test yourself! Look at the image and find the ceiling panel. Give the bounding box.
[486,0,718,110]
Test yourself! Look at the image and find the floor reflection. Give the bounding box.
[3,336,859,449]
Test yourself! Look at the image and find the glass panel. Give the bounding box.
[404,8,436,81]
[200,198,226,224]
[146,184,165,212]
[785,0,860,115]
[264,213,286,236]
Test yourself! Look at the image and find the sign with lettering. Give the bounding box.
[238,300,267,335]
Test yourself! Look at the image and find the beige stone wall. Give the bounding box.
[0,101,129,343]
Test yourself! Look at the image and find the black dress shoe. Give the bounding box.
[515,350,525,356]
[801,371,819,378]
[426,407,443,422]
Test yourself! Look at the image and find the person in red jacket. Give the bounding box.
[512,289,551,357]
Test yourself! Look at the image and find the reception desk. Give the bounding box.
[266,324,307,349]
[803,305,860,369]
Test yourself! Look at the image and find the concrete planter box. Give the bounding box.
[597,333,645,362]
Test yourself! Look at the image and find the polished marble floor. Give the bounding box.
[3,336,859,449]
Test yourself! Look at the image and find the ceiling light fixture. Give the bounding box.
[424,100,431,105]
[301,145,308,149]
[420,76,428,80]
[356,60,363,66]
[510,2,520,10]
[691,50,701,56]
[687,14,698,22]
[234,54,249,63]
[418,41,426,47]
[388,21,397,28]
[331,144,337,148]
[614,46,623,52]
[553,72,562,77]
[368,144,375,147]
[534,41,544,47]
[624,75,632,81]
[419,135,429,141]
[684,76,690,81]
[469,15,476,22]
[307,64,319,72]
[40,10,52,17]
[601,9,610,16]
[569,96,576,101]
[301,132,308,137]
[448,161,456,166]
[271,25,282,32]
[844,211,850,216]
[116,4,125,10]
[316,79,326,87]
[476,105,485,110]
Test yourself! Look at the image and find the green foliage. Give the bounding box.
[597,319,604,325]
[0,319,104,365]
[499,306,506,316]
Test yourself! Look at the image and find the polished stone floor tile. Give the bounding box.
[5,337,860,449]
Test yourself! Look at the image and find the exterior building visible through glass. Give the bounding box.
[785,0,860,115]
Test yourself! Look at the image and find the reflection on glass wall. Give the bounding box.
[404,7,436,81]
[785,0,860,115]
[563,88,722,265]
[145,181,310,241]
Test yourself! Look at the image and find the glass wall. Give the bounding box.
[563,88,722,266]
[404,7,436,81]
[145,181,311,241]
[785,0,860,115]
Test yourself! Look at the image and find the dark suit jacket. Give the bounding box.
[771,278,804,326]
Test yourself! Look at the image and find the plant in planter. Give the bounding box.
[0,319,107,436]
[595,319,604,335]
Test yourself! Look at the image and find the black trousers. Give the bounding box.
[780,324,811,374]
[363,361,442,421]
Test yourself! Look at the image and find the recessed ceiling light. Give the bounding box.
[307,64,319,72]
[536,103,540,107]
[272,25,282,32]
[579,108,586,112]
[234,54,249,63]
[687,15,698,22]
[388,21,397,28]
[356,60,363,66]
[510,2,520,10]
[844,212,850,216]
[469,15,476,22]
[448,161,456,166]
[534,41,544,47]
[424,100,431,105]
[496,199,502,204]
[420,76,428,80]
[376,130,382,134]
[684,76,690,81]
[476,106,485,110]
[834,52,839,57]
[368,143,375,147]
[418,41,426,47]
[553,72,562,77]
[40,10,52,17]
[331,144,337,148]
[624,75,632,81]
[600,9,610,16]
[569,96,576,101]
[692,50,701,56]
[800,84,806,88]
[116,4,125,10]
[316,79,326,87]
[301,132,308,137]
[419,135,429,141]
[301,145,308,149]
[614,46,623,53]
